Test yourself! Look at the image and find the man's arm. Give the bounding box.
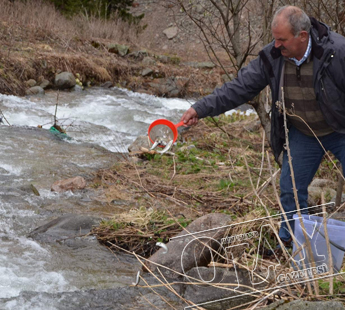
[181,55,270,125]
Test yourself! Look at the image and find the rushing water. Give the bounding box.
[0,87,253,309]
[0,87,193,309]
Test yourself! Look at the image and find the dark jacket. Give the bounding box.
[192,18,345,162]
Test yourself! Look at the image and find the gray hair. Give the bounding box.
[272,6,311,36]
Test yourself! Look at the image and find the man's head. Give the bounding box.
[271,6,311,60]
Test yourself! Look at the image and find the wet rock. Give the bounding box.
[25,79,36,87]
[100,81,114,88]
[73,85,84,92]
[148,77,189,98]
[54,72,76,90]
[144,213,232,278]
[183,267,259,310]
[25,86,45,95]
[28,214,99,244]
[1,284,184,310]
[51,176,86,193]
[163,26,178,39]
[262,300,345,310]
[128,135,152,152]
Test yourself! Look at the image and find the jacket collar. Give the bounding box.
[270,17,329,60]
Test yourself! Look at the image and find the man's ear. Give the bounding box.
[299,31,309,42]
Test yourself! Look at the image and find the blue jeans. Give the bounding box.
[279,126,345,242]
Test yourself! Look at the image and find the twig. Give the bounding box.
[322,198,334,295]
[0,108,11,126]
[54,91,59,126]
[170,155,177,181]
[255,129,266,191]
[279,92,317,295]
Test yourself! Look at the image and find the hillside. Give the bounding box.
[0,0,230,98]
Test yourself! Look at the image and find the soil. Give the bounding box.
[0,1,229,98]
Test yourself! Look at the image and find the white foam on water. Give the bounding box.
[0,238,73,299]
[0,164,22,176]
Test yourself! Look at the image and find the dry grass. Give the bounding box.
[91,114,345,309]
[0,0,140,44]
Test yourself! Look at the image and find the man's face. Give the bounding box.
[272,20,307,60]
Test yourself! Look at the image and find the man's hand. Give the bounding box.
[180,107,199,127]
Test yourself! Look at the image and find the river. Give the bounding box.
[0,87,192,309]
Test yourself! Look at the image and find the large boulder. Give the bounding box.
[28,214,99,244]
[148,77,189,98]
[54,72,76,90]
[144,213,232,278]
[183,267,260,310]
[51,176,86,193]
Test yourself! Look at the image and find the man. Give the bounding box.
[180,6,345,245]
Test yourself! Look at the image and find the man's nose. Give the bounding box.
[274,41,281,48]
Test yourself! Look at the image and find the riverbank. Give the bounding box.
[0,0,224,98]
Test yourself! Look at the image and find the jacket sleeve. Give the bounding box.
[192,55,270,118]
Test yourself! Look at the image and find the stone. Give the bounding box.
[39,79,51,89]
[244,120,261,132]
[157,55,169,63]
[25,86,45,95]
[108,44,129,56]
[221,73,235,83]
[116,44,129,56]
[128,50,148,60]
[28,214,99,244]
[141,68,153,77]
[142,56,156,66]
[100,81,113,88]
[310,178,336,188]
[183,61,216,69]
[25,79,36,87]
[128,135,152,153]
[51,176,86,193]
[144,213,232,278]
[163,26,178,39]
[308,186,336,211]
[73,85,84,92]
[148,77,189,98]
[179,144,196,152]
[54,72,76,90]
[183,267,260,310]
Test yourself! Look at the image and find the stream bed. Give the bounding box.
[0,88,191,309]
